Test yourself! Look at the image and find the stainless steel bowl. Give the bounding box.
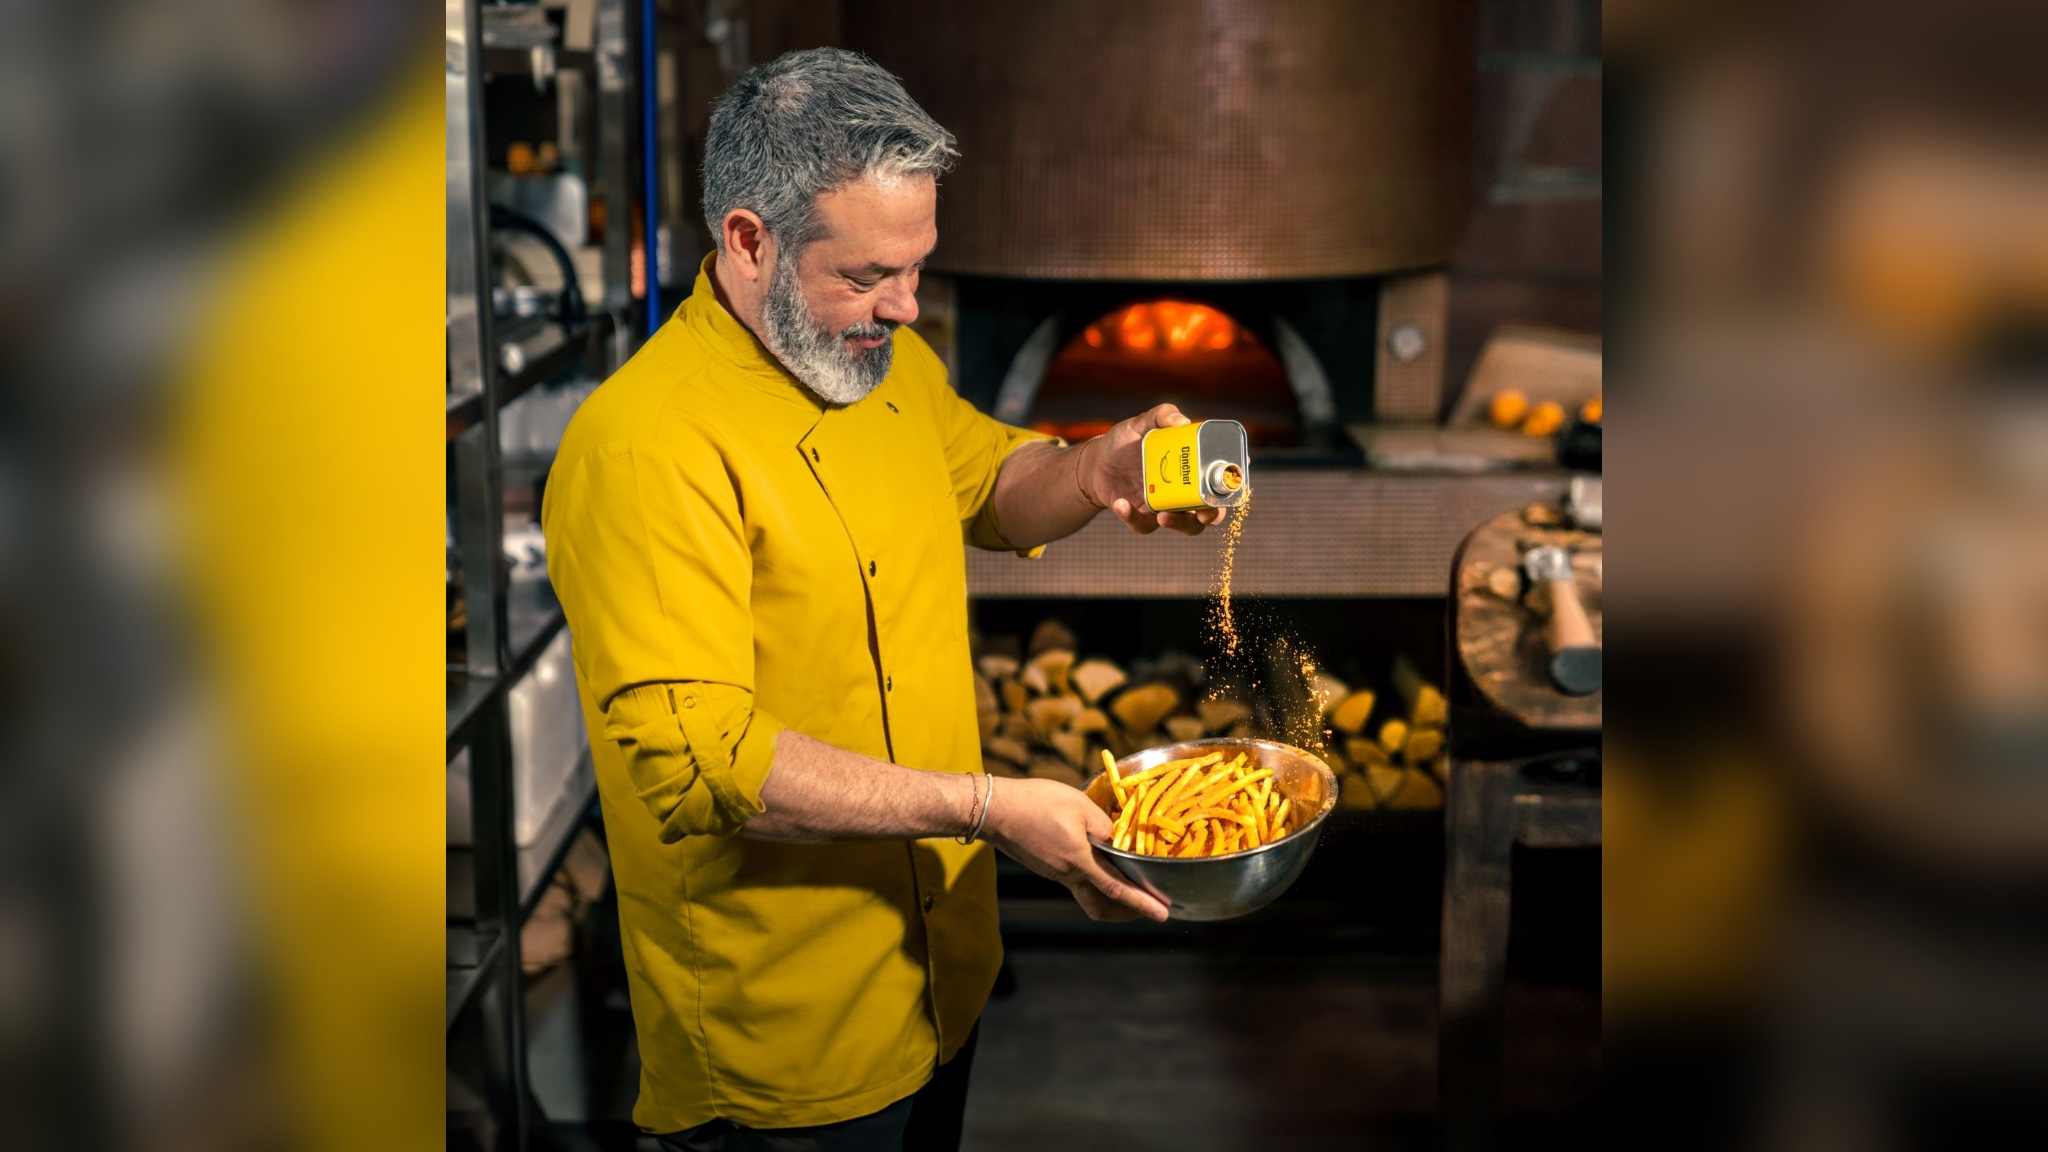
[1085,738,1338,921]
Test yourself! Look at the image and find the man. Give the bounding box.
[542,48,1223,1150]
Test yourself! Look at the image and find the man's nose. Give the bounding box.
[873,276,919,328]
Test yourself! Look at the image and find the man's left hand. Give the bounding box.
[1080,403,1229,536]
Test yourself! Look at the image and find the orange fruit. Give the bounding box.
[1522,400,1566,437]
[1488,388,1529,429]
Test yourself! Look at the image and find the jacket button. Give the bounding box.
[681,696,696,709]
[810,446,820,461]
[868,560,877,577]
[886,675,894,692]
[922,894,936,912]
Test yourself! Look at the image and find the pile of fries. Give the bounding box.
[1098,748,1295,858]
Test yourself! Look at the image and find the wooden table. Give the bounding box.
[1439,507,1601,1151]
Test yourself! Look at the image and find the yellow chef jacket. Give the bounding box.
[541,256,1051,1132]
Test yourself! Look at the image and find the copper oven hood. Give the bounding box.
[844,0,1474,282]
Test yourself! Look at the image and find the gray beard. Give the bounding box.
[758,253,896,406]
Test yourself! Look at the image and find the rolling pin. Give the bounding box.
[1523,545,1600,695]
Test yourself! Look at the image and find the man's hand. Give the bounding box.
[982,777,1170,922]
[1081,403,1230,536]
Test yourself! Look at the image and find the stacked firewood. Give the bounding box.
[974,620,1256,789]
[974,620,1450,812]
[1316,653,1450,811]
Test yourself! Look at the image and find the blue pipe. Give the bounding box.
[640,0,661,335]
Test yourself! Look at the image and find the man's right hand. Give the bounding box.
[982,777,1170,923]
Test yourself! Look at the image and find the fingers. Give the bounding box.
[1070,884,1139,922]
[1082,800,1114,844]
[1155,511,1212,535]
[1116,501,1220,537]
[1076,853,1170,923]
[1138,402,1189,431]
[1111,497,1161,535]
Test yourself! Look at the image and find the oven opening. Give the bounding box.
[1028,299,1297,446]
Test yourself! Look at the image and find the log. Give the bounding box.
[1197,697,1253,732]
[1401,727,1445,766]
[985,757,1028,779]
[1025,648,1077,697]
[1028,619,1078,657]
[997,714,1033,744]
[1071,707,1111,735]
[1111,682,1181,735]
[1259,638,1318,742]
[974,675,999,742]
[1164,715,1206,743]
[1330,690,1377,736]
[1105,726,1145,758]
[1027,757,1085,789]
[1363,760,1408,806]
[1048,730,1088,770]
[1070,658,1129,705]
[1346,738,1392,772]
[1019,661,1049,696]
[1025,695,1083,739]
[1393,654,1448,729]
[977,654,1020,682]
[1000,678,1028,716]
[985,735,1031,766]
[1378,718,1409,755]
[1382,767,1444,811]
[1417,680,1449,725]
[1310,672,1351,718]
[1339,772,1378,810]
[1150,651,1206,691]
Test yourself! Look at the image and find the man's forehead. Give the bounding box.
[808,173,937,265]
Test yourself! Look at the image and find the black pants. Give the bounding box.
[654,1027,978,1152]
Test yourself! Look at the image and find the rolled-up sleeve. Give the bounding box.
[543,427,778,840]
[601,682,777,842]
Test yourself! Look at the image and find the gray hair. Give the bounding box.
[701,48,958,255]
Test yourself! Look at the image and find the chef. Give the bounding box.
[544,47,1222,1151]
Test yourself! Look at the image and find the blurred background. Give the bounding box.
[1605,1,2048,1148]
[0,0,2040,1150]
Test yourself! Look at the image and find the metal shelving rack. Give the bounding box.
[445,0,656,1146]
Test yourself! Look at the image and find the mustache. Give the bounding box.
[840,320,898,342]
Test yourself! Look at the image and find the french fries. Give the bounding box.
[1099,748,1300,858]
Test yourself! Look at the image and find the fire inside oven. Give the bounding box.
[950,277,1385,466]
[1027,299,1294,446]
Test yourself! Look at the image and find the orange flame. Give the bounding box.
[1094,300,1245,356]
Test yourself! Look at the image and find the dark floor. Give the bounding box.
[477,835,1601,1150]
[962,945,1596,1152]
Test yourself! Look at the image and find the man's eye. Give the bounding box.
[848,276,879,291]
